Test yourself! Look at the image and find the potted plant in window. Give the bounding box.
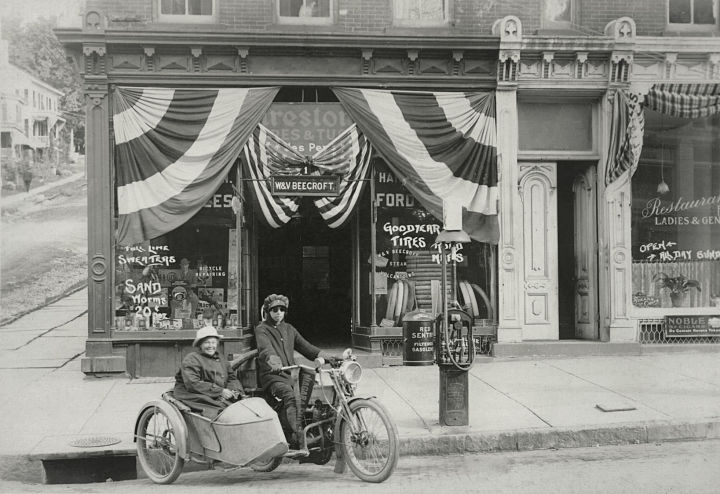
[653,273,701,308]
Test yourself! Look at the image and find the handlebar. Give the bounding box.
[277,357,343,374]
[278,363,317,373]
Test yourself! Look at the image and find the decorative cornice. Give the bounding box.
[55,28,500,51]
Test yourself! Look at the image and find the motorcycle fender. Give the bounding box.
[134,400,190,461]
[332,396,377,474]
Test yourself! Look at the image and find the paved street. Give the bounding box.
[1,440,719,493]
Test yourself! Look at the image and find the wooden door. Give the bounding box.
[573,166,599,339]
[519,164,558,340]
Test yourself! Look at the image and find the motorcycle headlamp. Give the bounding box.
[340,360,363,385]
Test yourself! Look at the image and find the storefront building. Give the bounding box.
[57,1,720,376]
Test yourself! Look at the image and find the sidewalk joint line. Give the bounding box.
[544,361,672,419]
[53,351,85,371]
[468,371,554,428]
[11,310,88,351]
[80,379,122,432]
[370,369,432,432]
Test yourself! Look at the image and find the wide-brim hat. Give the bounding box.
[193,326,222,347]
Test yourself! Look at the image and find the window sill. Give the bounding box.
[662,27,720,37]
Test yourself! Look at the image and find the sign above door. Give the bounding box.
[270,175,341,196]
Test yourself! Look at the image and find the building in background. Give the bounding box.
[56,0,720,376]
[0,33,65,186]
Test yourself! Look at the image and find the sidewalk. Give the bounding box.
[0,289,719,483]
[0,171,85,209]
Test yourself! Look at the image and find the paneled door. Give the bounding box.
[573,166,599,339]
[518,163,558,340]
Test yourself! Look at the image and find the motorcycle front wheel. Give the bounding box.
[136,406,185,484]
[339,398,399,483]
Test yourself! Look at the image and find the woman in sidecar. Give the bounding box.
[134,323,289,484]
[173,310,244,419]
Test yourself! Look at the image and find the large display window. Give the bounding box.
[113,167,241,331]
[631,110,720,309]
[359,160,497,329]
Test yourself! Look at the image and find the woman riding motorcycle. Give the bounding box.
[255,294,339,448]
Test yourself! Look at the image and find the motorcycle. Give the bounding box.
[134,348,399,484]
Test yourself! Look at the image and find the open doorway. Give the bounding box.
[257,200,353,346]
[557,162,599,340]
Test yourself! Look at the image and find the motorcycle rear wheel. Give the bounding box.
[136,406,185,484]
[249,457,283,472]
[339,398,399,483]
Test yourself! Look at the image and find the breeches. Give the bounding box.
[267,381,299,434]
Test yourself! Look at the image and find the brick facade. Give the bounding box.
[83,0,687,36]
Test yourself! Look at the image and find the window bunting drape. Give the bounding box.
[332,88,499,244]
[604,90,645,186]
[241,123,372,229]
[645,83,720,119]
[605,83,719,186]
[113,86,279,246]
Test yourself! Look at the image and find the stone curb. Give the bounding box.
[398,419,720,456]
[2,419,719,484]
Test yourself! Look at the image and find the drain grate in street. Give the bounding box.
[68,436,121,448]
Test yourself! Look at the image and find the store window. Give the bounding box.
[276,0,334,25]
[158,0,216,23]
[114,168,239,331]
[667,0,718,31]
[541,0,574,30]
[359,160,496,329]
[631,109,720,309]
[393,0,449,27]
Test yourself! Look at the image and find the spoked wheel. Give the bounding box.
[249,456,283,472]
[136,406,185,484]
[340,398,399,483]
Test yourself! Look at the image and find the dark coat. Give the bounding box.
[255,319,321,391]
[173,350,242,418]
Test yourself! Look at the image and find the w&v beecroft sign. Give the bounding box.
[270,175,340,197]
[665,315,720,337]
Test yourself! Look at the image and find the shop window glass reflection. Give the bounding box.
[364,160,496,327]
[113,173,238,330]
[631,110,720,308]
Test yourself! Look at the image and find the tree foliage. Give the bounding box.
[2,15,84,152]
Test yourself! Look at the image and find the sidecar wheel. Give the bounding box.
[340,398,399,483]
[249,456,283,472]
[136,406,185,484]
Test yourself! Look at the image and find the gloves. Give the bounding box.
[268,355,283,373]
[318,351,342,364]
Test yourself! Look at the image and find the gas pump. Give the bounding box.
[435,228,474,426]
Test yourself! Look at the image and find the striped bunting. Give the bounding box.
[605,83,718,186]
[241,123,371,229]
[242,125,303,228]
[645,83,720,119]
[604,90,645,186]
[313,125,372,228]
[333,88,498,243]
[113,86,278,246]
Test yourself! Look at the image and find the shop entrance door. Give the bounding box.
[256,207,353,346]
[557,163,599,340]
[518,163,559,340]
[519,162,599,341]
[571,166,599,339]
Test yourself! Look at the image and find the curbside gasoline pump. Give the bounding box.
[435,199,475,426]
